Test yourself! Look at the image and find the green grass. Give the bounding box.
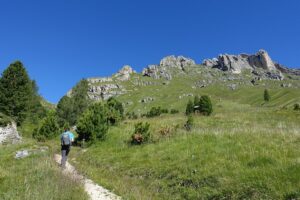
[2,66,298,199]
[0,139,88,200]
[106,67,300,116]
[68,98,300,200]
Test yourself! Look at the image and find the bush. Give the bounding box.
[199,95,213,116]
[170,109,179,114]
[131,122,150,145]
[264,89,270,102]
[161,108,169,114]
[184,115,194,131]
[33,112,60,141]
[76,102,109,142]
[294,103,300,111]
[126,112,138,119]
[146,107,162,117]
[107,97,124,125]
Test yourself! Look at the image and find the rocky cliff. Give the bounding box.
[69,50,299,101]
[202,49,283,80]
[142,55,196,80]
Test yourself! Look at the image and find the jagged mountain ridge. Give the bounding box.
[68,50,300,104]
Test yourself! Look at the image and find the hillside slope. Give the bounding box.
[64,50,300,199]
[65,50,300,115]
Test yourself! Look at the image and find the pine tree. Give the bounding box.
[0,61,38,124]
[76,102,109,142]
[107,97,124,124]
[56,95,74,126]
[33,111,60,141]
[185,99,194,115]
[72,79,91,118]
[199,95,213,116]
[264,89,270,102]
[56,79,91,126]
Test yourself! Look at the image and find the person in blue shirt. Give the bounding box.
[60,128,74,168]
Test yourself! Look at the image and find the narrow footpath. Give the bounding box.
[54,154,121,200]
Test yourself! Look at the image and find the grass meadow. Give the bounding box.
[69,100,300,199]
[1,67,299,199]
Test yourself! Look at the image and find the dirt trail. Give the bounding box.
[54,154,121,200]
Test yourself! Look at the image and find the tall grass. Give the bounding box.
[70,100,300,199]
[0,139,88,200]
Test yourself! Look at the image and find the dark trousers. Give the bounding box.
[61,145,70,168]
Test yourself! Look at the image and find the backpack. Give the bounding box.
[61,132,71,146]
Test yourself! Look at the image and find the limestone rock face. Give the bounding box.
[0,122,21,144]
[142,55,195,79]
[142,65,172,80]
[160,55,196,70]
[242,49,277,71]
[88,84,125,100]
[218,54,252,74]
[87,77,113,84]
[203,58,218,68]
[115,65,135,81]
[202,49,283,80]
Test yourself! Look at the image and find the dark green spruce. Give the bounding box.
[0,61,44,124]
[56,79,91,126]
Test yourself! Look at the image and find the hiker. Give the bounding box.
[60,128,74,168]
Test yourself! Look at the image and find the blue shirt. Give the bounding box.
[61,131,75,142]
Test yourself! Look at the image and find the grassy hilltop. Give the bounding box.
[90,65,300,113]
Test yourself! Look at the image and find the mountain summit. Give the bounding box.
[67,50,300,102]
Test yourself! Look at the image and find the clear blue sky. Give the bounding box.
[0,0,299,103]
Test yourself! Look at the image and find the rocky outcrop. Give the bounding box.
[203,58,218,68]
[87,77,113,84]
[114,65,135,81]
[0,122,21,144]
[202,49,283,80]
[88,84,125,100]
[160,55,196,70]
[275,63,300,77]
[142,65,172,80]
[142,55,195,79]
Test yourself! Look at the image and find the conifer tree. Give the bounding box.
[76,102,109,142]
[56,95,74,126]
[199,95,213,116]
[56,79,91,126]
[107,97,124,125]
[0,61,40,124]
[264,89,270,102]
[33,111,60,141]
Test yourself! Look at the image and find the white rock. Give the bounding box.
[0,122,21,144]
